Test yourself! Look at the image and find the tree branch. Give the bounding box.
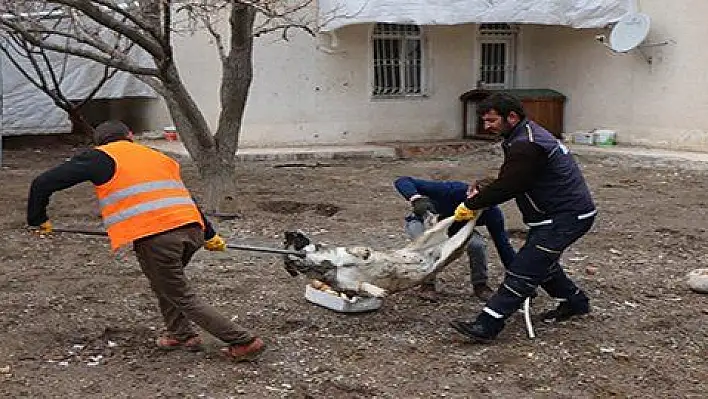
[246,0,317,39]
[74,43,123,108]
[0,40,66,108]
[203,13,226,63]
[48,0,166,59]
[88,0,163,42]
[254,23,314,39]
[38,43,74,106]
[0,20,158,75]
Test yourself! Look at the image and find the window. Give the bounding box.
[478,23,518,89]
[371,23,424,97]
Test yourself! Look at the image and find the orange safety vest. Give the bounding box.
[94,141,204,250]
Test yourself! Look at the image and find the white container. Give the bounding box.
[687,268,708,294]
[304,284,383,313]
[593,129,617,146]
[571,131,595,145]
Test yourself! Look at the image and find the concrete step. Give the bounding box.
[141,139,398,161]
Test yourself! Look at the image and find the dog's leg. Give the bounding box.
[357,282,387,298]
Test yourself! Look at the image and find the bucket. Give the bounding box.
[593,129,616,146]
[163,126,179,141]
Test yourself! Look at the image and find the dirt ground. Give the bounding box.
[1,136,707,398]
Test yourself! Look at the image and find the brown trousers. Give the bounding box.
[133,224,253,344]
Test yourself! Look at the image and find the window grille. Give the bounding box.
[371,23,424,97]
[478,23,517,89]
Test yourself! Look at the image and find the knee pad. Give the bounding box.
[500,273,537,299]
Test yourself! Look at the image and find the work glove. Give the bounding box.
[35,220,53,235]
[204,234,226,251]
[453,203,477,222]
[410,195,437,217]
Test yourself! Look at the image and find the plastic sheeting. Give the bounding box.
[0,47,155,136]
[319,0,635,31]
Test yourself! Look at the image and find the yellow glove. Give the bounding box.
[204,234,226,251]
[453,203,477,222]
[36,221,53,234]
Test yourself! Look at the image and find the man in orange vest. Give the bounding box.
[27,120,264,362]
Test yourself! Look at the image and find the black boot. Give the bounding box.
[539,292,590,322]
[449,313,504,343]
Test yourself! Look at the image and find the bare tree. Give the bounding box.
[0,26,119,140]
[0,0,318,211]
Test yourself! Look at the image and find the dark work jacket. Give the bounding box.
[505,121,595,224]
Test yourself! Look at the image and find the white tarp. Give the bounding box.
[319,0,635,31]
[1,47,155,136]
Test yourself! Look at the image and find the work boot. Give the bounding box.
[156,334,204,352]
[222,337,266,362]
[449,319,502,343]
[473,283,494,302]
[539,300,590,322]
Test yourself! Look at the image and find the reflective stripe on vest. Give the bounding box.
[102,196,196,228]
[98,180,187,208]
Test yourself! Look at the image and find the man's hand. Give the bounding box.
[454,203,477,222]
[204,235,226,251]
[34,220,53,235]
[411,195,436,217]
[473,177,497,193]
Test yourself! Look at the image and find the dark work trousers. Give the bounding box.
[481,213,595,324]
[133,224,254,344]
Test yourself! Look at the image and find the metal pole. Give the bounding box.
[226,244,306,258]
[53,228,108,236]
[50,228,306,258]
[523,297,535,339]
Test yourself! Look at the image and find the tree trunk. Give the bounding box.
[201,160,237,215]
[148,4,256,213]
[197,4,256,213]
[158,61,236,212]
[214,5,256,157]
[160,4,255,213]
[67,107,95,144]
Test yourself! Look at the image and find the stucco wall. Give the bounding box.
[168,1,708,151]
[171,22,480,146]
[518,0,708,151]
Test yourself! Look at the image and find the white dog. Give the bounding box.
[282,216,477,297]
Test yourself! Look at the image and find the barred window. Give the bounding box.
[478,23,518,89]
[371,23,424,97]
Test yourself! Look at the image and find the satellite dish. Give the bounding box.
[609,13,651,53]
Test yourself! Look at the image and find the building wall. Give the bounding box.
[172,23,481,146]
[518,0,708,151]
[169,0,708,151]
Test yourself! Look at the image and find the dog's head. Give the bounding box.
[284,230,311,251]
[282,231,309,277]
[282,230,338,282]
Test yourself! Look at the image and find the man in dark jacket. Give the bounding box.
[394,176,516,300]
[27,120,265,361]
[450,93,597,342]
